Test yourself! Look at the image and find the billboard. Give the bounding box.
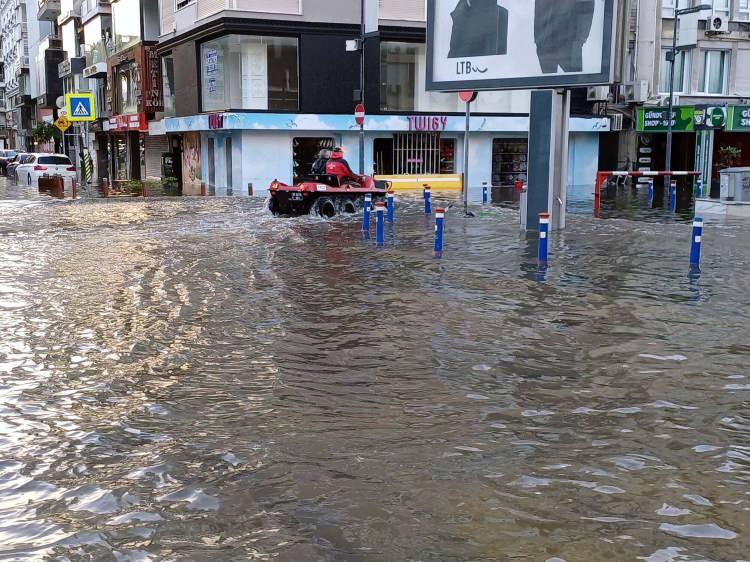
[426,0,617,91]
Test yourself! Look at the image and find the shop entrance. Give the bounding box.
[293,137,335,183]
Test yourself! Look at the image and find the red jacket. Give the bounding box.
[326,159,358,184]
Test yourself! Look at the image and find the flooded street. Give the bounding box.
[1,182,749,561]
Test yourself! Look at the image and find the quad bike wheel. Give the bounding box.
[313,197,337,219]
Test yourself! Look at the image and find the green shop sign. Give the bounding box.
[636,107,695,132]
[727,106,750,131]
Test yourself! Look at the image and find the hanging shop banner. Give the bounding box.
[636,107,695,133]
[727,106,750,132]
[694,105,727,130]
[426,0,616,91]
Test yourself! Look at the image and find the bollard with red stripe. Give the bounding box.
[538,212,550,263]
[386,190,395,224]
[423,185,432,215]
[434,207,445,254]
[362,193,372,232]
[375,201,385,246]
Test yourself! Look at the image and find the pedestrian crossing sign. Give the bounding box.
[65,92,96,122]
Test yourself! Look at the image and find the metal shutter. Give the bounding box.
[379,0,425,21]
[145,135,169,180]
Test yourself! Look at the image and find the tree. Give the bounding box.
[31,121,61,144]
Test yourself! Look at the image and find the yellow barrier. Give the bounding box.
[375,174,463,192]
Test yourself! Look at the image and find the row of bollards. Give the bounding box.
[367,187,704,270]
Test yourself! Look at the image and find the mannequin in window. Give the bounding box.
[448,0,509,58]
[534,0,595,73]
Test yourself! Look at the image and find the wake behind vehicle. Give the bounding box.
[268,147,388,217]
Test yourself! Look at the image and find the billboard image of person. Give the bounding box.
[448,0,509,59]
[534,0,595,73]
[426,0,614,91]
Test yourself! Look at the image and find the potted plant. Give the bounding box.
[125,180,143,196]
[162,176,179,196]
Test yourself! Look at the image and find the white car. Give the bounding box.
[15,153,77,187]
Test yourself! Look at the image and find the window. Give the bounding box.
[200,35,299,112]
[662,0,689,17]
[659,49,690,94]
[393,133,443,175]
[83,15,111,67]
[116,61,139,114]
[380,42,418,111]
[38,156,72,165]
[162,54,176,118]
[175,0,194,9]
[736,0,750,20]
[698,50,729,94]
[712,0,730,17]
[492,139,528,187]
[112,0,141,54]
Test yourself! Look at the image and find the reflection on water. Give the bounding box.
[0,193,749,561]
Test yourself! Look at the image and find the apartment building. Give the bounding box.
[1,0,32,149]
[154,0,609,196]
[596,0,750,193]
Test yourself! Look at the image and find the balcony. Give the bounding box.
[81,0,111,22]
[38,0,61,20]
[58,6,81,24]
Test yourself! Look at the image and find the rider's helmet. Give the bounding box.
[331,147,345,160]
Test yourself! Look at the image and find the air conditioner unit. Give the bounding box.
[625,81,649,103]
[708,12,729,33]
[587,85,610,102]
[610,114,624,131]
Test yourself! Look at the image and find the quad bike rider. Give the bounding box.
[268,145,388,217]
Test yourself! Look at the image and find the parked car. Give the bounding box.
[0,150,18,176]
[6,153,31,181]
[15,153,76,187]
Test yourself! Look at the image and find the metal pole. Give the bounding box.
[666,4,678,175]
[359,0,365,175]
[463,100,470,214]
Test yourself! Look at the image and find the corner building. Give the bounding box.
[155,0,608,196]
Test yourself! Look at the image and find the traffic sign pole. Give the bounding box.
[355,103,365,175]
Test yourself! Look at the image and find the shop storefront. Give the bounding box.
[636,105,750,196]
[105,43,163,184]
[164,112,608,199]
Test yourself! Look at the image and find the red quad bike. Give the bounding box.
[268,173,388,218]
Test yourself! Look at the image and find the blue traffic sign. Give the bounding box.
[65,92,96,122]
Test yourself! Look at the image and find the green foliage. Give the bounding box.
[718,145,742,168]
[32,121,60,143]
[125,180,143,196]
[162,176,179,196]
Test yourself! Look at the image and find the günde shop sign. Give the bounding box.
[637,106,750,133]
[426,0,616,91]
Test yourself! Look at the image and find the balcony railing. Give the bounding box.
[38,0,62,21]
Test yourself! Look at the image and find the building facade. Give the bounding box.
[597,0,750,194]
[155,0,608,197]
[1,0,32,149]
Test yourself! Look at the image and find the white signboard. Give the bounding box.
[426,0,616,91]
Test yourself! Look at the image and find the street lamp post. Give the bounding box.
[666,4,712,175]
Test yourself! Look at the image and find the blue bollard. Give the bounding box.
[386,190,394,224]
[375,202,385,246]
[647,179,654,203]
[538,212,550,264]
[696,178,703,199]
[434,207,445,254]
[690,216,704,268]
[669,180,677,211]
[362,193,372,232]
[423,186,431,215]
[482,182,488,205]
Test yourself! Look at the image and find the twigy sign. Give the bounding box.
[408,116,448,132]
